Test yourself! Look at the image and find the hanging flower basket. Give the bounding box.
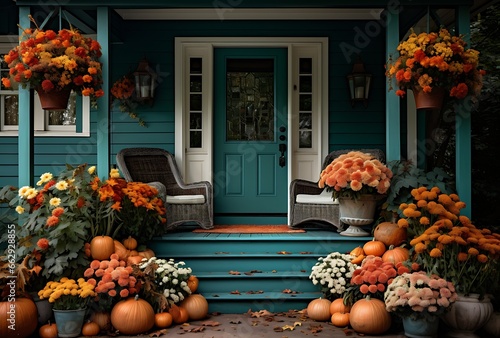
[412,86,445,110]
[36,88,71,111]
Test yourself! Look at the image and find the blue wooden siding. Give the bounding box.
[0,19,390,190]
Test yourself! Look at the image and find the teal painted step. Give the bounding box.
[147,229,370,313]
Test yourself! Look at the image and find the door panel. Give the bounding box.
[214,48,287,218]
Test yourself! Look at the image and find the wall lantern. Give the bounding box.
[133,58,157,103]
[347,57,372,107]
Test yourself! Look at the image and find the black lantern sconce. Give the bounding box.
[347,57,372,107]
[133,58,157,104]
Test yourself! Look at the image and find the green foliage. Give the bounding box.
[383,160,455,217]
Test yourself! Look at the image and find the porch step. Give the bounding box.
[148,227,369,313]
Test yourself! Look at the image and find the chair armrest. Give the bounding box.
[290,179,324,199]
[169,180,212,198]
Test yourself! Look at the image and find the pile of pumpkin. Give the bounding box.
[306,221,409,335]
[37,235,210,337]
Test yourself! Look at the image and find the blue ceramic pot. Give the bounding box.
[402,315,439,338]
[53,308,86,338]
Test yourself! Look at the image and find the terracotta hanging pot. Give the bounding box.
[412,86,446,110]
[36,87,71,111]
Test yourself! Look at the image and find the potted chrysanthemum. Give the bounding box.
[318,151,392,235]
[1,15,104,110]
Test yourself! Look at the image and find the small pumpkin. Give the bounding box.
[349,246,364,257]
[306,298,332,321]
[138,248,155,259]
[350,254,365,265]
[170,305,189,324]
[382,245,410,264]
[114,240,129,260]
[155,312,173,328]
[349,297,391,334]
[374,221,407,247]
[90,235,115,260]
[127,255,144,266]
[123,236,138,250]
[0,298,38,338]
[39,322,58,338]
[90,311,111,331]
[82,321,100,337]
[330,298,351,315]
[187,275,199,293]
[362,240,386,256]
[331,312,350,327]
[180,294,209,321]
[111,295,155,335]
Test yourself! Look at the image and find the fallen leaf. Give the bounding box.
[201,320,221,327]
[229,270,241,275]
[248,309,274,318]
[229,320,241,324]
[148,329,167,337]
[300,251,312,254]
[309,324,323,334]
[230,290,241,294]
[277,251,291,255]
[282,324,296,331]
[293,322,302,327]
[273,326,284,332]
[272,270,277,273]
[246,290,264,294]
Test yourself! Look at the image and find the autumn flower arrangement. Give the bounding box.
[318,151,393,200]
[386,28,484,100]
[84,254,140,311]
[110,75,146,126]
[384,271,458,320]
[1,15,104,99]
[309,252,358,300]
[138,257,192,311]
[38,277,96,310]
[343,256,416,306]
[397,187,500,296]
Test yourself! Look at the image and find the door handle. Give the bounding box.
[279,143,286,167]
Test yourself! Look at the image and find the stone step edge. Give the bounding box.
[200,291,322,301]
[194,270,312,279]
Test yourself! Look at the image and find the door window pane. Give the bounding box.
[226,58,274,141]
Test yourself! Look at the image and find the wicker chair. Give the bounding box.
[289,149,385,230]
[116,148,214,230]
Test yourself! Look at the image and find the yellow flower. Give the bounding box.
[49,197,61,207]
[55,180,69,191]
[88,166,96,175]
[109,168,121,178]
[15,205,25,214]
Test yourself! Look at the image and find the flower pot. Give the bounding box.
[33,296,53,325]
[36,88,71,111]
[412,86,446,110]
[338,194,380,236]
[53,308,86,338]
[402,315,440,338]
[441,293,493,338]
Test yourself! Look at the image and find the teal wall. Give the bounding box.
[0,19,388,190]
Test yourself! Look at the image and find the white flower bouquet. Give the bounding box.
[309,252,358,300]
[138,257,193,309]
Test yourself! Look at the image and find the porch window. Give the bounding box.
[189,57,203,148]
[298,58,312,148]
[0,52,88,136]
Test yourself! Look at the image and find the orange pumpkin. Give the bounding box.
[39,322,58,338]
[349,297,391,334]
[307,298,331,321]
[155,312,173,328]
[187,275,199,293]
[331,312,350,327]
[330,298,351,315]
[180,294,209,320]
[114,240,129,260]
[382,246,410,264]
[0,298,38,338]
[374,221,407,247]
[170,305,189,324]
[127,255,144,266]
[90,235,115,260]
[111,295,155,335]
[90,311,111,331]
[362,240,386,256]
[349,246,364,257]
[123,236,138,250]
[138,248,155,259]
[82,321,100,336]
[351,254,365,265]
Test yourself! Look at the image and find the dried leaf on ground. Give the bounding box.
[229,320,241,324]
[201,320,220,327]
[246,290,264,294]
[230,290,241,294]
[248,309,274,318]
[149,329,167,337]
[300,251,312,254]
[228,270,241,275]
[309,324,323,334]
[277,251,292,255]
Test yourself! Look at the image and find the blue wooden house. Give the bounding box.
[0,0,492,312]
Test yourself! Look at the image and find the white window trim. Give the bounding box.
[0,36,91,137]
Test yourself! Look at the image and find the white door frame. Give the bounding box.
[174,37,329,221]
